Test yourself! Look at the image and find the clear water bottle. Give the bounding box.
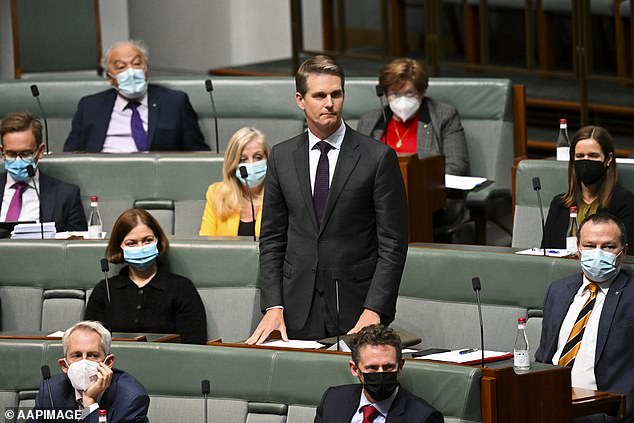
[556,118,570,161]
[88,195,103,237]
[98,409,107,423]
[513,317,530,372]
[566,206,579,253]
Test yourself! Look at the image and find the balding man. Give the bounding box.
[64,40,208,152]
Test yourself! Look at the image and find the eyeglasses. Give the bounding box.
[2,150,36,160]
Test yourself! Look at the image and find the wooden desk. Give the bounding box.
[572,387,626,419]
[0,331,180,343]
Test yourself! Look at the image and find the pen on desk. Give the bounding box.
[458,348,477,355]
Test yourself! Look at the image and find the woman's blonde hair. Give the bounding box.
[213,127,269,219]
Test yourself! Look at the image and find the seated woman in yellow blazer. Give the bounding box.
[199,127,270,237]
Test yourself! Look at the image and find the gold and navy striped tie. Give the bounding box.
[558,282,598,367]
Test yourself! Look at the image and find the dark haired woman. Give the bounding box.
[542,125,634,249]
[85,208,207,344]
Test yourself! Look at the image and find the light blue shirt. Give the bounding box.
[350,386,399,423]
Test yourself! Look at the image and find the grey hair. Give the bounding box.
[62,321,112,357]
[101,40,150,73]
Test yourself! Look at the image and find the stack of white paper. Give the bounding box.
[11,222,56,239]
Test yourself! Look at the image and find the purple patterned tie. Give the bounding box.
[126,101,148,151]
[313,141,333,226]
[5,181,28,221]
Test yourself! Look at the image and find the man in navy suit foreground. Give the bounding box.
[315,325,443,423]
[31,321,149,422]
[64,40,208,153]
[536,213,634,423]
[1,112,86,232]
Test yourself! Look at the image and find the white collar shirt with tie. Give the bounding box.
[1,170,40,222]
[308,121,346,194]
[102,93,149,153]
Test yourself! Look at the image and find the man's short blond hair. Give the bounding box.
[62,321,112,357]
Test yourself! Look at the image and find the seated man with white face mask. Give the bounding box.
[63,40,209,152]
[536,213,634,423]
[31,321,149,422]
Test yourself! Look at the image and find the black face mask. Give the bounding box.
[575,159,607,187]
[361,371,399,401]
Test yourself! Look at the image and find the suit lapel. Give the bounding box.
[548,276,582,359]
[95,90,118,150]
[0,173,6,216]
[594,271,628,364]
[147,85,160,148]
[344,385,363,422]
[319,127,361,233]
[38,173,55,223]
[292,133,319,232]
[385,388,406,423]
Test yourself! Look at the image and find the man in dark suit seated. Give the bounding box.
[536,213,634,423]
[1,112,86,232]
[246,55,408,344]
[63,40,209,153]
[315,325,443,423]
[31,321,149,422]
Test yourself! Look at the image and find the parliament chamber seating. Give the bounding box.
[0,76,516,243]
[0,339,482,423]
[512,159,634,248]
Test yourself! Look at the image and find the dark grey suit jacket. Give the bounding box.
[314,384,444,423]
[258,125,408,334]
[0,172,87,232]
[535,270,634,423]
[356,97,469,176]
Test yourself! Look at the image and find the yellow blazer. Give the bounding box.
[199,183,262,237]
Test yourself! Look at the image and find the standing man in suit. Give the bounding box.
[247,55,408,343]
[63,40,209,152]
[1,112,87,232]
[535,213,634,423]
[315,325,443,423]
[31,321,149,422]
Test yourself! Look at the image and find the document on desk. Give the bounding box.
[515,248,573,257]
[260,340,325,349]
[445,174,488,191]
[416,349,512,364]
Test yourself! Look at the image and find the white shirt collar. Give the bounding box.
[307,121,346,151]
[357,385,399,418]
[115,92,148,112]
[5,167,40,188]
[581,273,614,294]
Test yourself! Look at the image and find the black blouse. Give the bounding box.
[85,266,207,344]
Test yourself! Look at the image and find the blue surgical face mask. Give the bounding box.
[580,248,622,282]
[123,242,159,270]
[4,157,36,182]
[236,160,267,188]
[114,68,147,99]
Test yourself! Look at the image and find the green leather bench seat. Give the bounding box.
[512,159,634,247]
[0,339,482,423]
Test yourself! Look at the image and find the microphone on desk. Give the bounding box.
[41,365,55,409]
[204,79,220,154]
[532,177,546,257]
[201,379,211,423]
[26,165,44,239]
[238,166,257,242]
[374,84,388,143]
[471,277,485,367]
[30,84,50,155]
[335,279,340,352]
[100,258,112,331]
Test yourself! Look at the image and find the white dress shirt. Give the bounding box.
[350,386,398,423]
[308,121,346,194]
[1,171,41,222]
[551,274,612,390]
[102,93,149,153]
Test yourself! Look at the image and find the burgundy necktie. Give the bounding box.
[5,181,28,221]
[126,101,148,151]
[313,141,333,226]
[362,404,379,423]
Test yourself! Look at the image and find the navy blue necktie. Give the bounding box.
[126,101,148,151]
[313,141,333,226]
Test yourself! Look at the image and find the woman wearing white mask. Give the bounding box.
[357,58,470,235]
[199,127,270,237]
[85,208,207,344]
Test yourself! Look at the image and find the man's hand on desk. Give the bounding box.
[246,308,288,345]
[347,309,381,335]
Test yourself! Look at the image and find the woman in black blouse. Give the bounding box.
[85,208,207,344]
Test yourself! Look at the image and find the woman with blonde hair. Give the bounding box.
[199,127,270,237]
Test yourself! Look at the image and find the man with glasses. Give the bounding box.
[0,112,86,232]
[63,40,208,153]
[536,213,634,422]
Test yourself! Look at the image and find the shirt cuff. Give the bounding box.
[81,403,100,419]
[266,306,284,310]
